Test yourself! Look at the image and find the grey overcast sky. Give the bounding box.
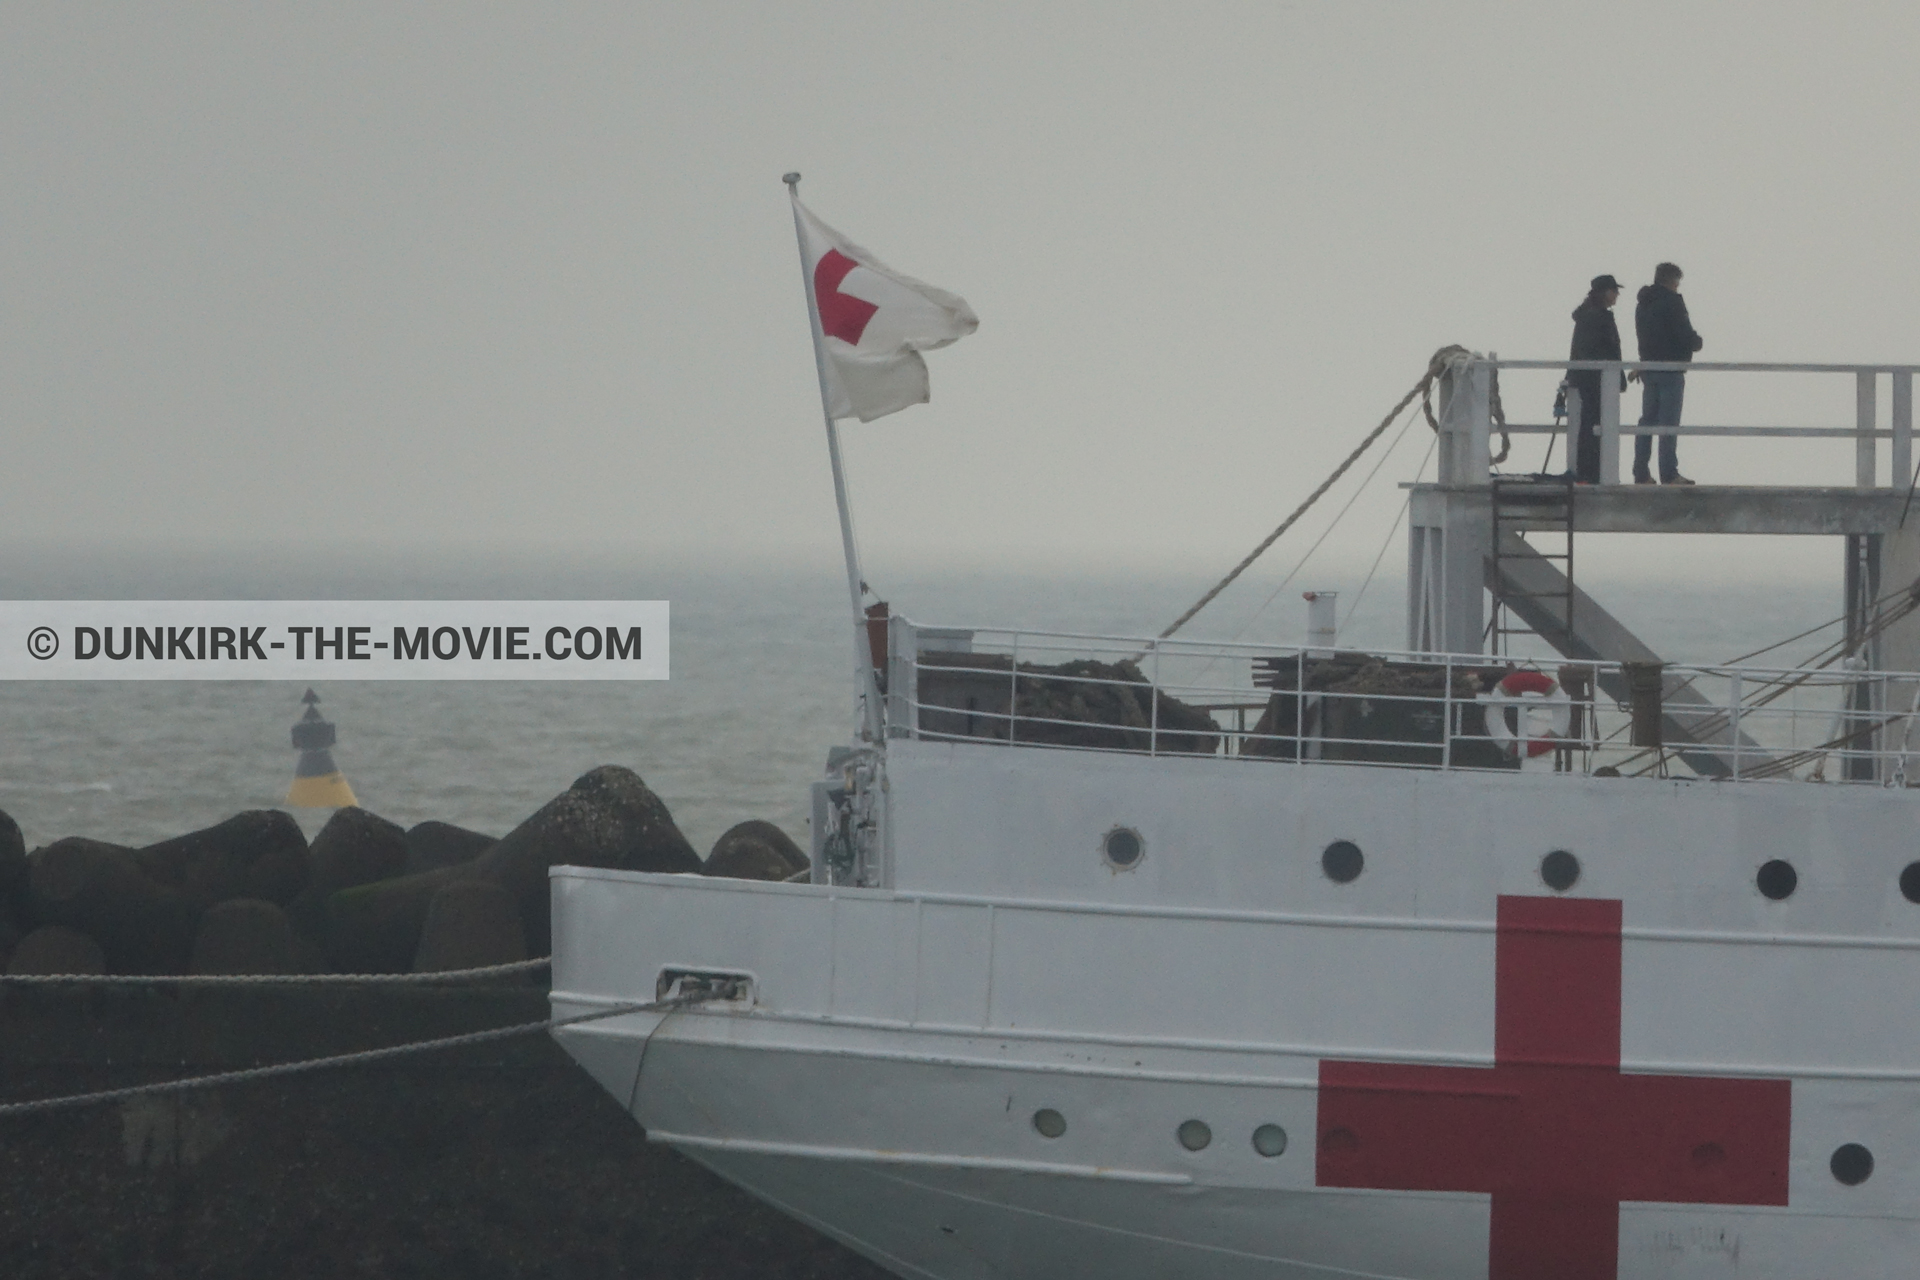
[6,3,1918,594]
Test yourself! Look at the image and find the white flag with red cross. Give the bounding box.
[792,198,978,423]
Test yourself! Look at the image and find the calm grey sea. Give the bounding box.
[0,549,1841,854]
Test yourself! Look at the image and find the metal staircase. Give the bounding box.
[1488,476,1575,654]
[1483,532,1771,777]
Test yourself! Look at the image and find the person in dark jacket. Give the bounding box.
[1632,262,1704,484]
[1567,274,1624,484]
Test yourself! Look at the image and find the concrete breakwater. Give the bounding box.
[1,765,810,979]
[1,770,884,1278]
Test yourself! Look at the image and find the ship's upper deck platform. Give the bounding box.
[1406,483,1914,536]
[1423,356,1917,493]
[1395,354,1920,665]
[854,356,1920,796]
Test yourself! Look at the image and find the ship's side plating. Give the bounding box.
[552,738,1920,1279]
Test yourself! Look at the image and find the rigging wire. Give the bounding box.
[1611,585,1920,776]
[1901,443,1920,529]
[1209,396,1426,654]
[1720,608,1852,666]
[1344,429,1439,634]
[1720,577,1920,674]
[1152,346,1473,648]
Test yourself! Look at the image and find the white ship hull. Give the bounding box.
[550,739,1920,1279]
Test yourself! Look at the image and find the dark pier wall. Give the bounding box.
[0,986,889,1280]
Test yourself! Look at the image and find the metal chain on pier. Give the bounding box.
[0,986,724,1119]
[1156,345,1494,646]
[0,957,552,986]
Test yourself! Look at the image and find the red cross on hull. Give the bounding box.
[1316,896,1792,1279]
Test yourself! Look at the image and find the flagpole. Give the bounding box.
[785,172,884,743]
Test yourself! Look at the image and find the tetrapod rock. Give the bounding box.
[321,765,700,972]
[412,880,527,973]
[288,805,407,930]
[305,807,409,894]
[705,820,808,881]
[7,924,107,976]
[404,821,496,875]
[28,838,195,974]
[476,765,701,955]
[137,809,309,909]
[191,899,299,975]
[0,807,28,929]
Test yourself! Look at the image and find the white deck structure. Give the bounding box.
[552,351,1920,1279]
[1411,357,1920,669]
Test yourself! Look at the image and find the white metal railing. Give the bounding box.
[1437,358,1917,488]
[884,617,1920,786]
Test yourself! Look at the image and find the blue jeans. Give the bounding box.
[1635,370,1685,480]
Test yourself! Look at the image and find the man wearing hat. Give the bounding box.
[1632,262,1704,484]
[1566,274,1625,484]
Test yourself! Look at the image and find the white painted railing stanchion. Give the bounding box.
[1894,372,1914,491]
[1467,361,1492,482]
[1149,641,1160,758]
[1564,385,1582,480]
[1296,648,1306,765]
[1008,633,1019,745]
[1729,671,1743,781]
[1858,371,1878,489]
[1599,367,1621,487]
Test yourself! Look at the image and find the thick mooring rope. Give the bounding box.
[1156,345,1505,646]
[0,957,552,986]
[0,986,724,1118]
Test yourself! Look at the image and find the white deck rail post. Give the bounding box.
[1563,388,1580,476]
[1465,360,1492,482]
[1858,371,1878,489]
[887,617,917,739]
[1007,632,1019,744]
[1149,640,1161,757]
[1435,360,1492,484]
[1599,366,1621,486]
[1564,384,1582,477]
[1434,367,1457,485]
[1894,371,1913,491]
[1729,671,1743,780]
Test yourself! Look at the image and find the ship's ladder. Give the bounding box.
[1488,476,1576,655]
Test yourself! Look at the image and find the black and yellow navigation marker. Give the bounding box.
[287,688,358,808]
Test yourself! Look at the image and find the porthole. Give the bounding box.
[1540,849,1581,892]
[1322,840,1364,884]
[1831,1143,1874,1186]
[1102,826,1144,870]
[1756,859,1798,901]
[1900,861,1920,904]
[1032,1108,1066,1139]
[1176,1119,1212,1152]
[1251,1124,1289,1158]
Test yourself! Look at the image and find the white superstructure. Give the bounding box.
[552,352,1920,1279]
